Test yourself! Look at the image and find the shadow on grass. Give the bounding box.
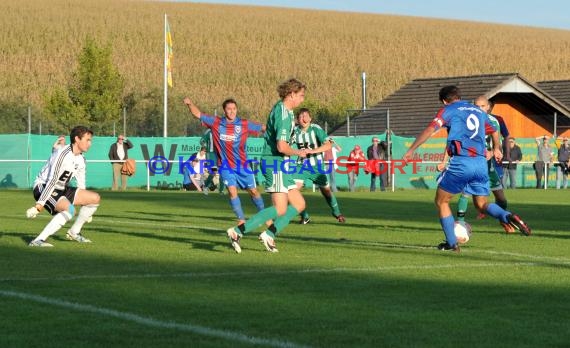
[1,240,569,348]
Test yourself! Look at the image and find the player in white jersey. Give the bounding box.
[27,126,101,247]
[292,108,345,223]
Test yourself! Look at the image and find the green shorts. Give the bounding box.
[262,157,297,193]
[294,169,329,188]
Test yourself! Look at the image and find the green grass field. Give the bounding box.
[1,189,569,347]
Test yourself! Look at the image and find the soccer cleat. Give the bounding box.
[226,227,242,254]
[259,231,278,253]
[299,216,311,225]
[202,187,209,195]
[506,214,531,236]
[476,213,486,220]
[500,222,516,234]
[66,232,92,243]
[335,214,346,223]
[437,241,460,252]
[29,239,53,247]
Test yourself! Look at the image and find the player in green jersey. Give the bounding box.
[200,128,225,194]
[292,108,345,224]
[225,78,308,253]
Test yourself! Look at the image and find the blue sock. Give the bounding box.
[486,203,510,223]
[440,215,457,246]
[251,196,265,212]
[230,197,245,221]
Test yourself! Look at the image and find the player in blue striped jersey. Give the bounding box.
[184,97,266,226]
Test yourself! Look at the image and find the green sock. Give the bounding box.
[204,174,213,188]
[242,206,277,235]
[273,205,300,236]
[457,194,469,221]
[300,210,310,220]
[325,194,341,217]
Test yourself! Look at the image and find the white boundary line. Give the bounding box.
[0,263,539,346]
[0,262,537,283]
[1,213,566,346]
[0,289,309,348]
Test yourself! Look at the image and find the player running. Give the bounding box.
[225,78,308,253]
[292,108,345,224]
[438,96,515,233]
[404,86,531,252]
[184,97,266,226]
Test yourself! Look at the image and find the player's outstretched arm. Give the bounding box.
[403,125,436,163]
[183,97,202,120]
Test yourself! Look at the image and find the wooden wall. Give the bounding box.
[432,97,570,139]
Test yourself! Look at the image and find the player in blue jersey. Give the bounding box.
[437,96,515,233]
[184,97,266,226]
[403,86,531,252]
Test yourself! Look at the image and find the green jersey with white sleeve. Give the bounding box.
[292,123,331,166]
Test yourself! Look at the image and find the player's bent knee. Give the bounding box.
[92,192,101,204]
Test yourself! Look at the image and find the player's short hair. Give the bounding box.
[296,107,310,119]
[70,126,93,144]
[439,85,461,103]
[222,98,237,110]
[277,78,306,100]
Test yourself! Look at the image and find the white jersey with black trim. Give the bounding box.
[33,145,86,206]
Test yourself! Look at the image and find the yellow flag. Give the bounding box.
[165,17,173,87]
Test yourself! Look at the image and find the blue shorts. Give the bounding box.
[437,156,490,196]
[220,169,257,190]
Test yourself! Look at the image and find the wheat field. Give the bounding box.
[2,0,570,119]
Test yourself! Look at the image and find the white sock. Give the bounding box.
[34,211,72,242]
[68,204,99,236]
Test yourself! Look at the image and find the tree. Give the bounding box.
[44,37,124,135]
[44,88,89,134]
[0,100,32,134]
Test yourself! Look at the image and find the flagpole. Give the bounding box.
[163,13,168,138]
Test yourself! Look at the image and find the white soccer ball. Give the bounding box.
[454,221,472,244]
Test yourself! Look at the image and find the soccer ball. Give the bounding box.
[454,221,472,244]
